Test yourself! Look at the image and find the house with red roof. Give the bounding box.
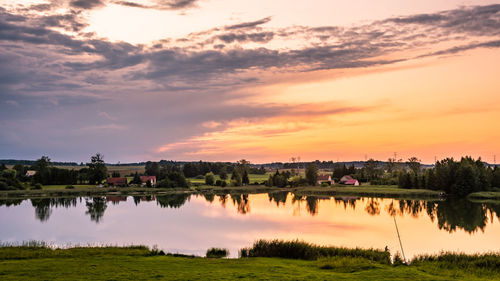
[140,176,156,187]
[107,177,127,187]
[317,174,334,185]
[339,175,359,186]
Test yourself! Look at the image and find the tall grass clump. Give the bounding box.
[412,252,500,272]
[0,241,152,260]
[206,247,229,258]
[239,239,390,264]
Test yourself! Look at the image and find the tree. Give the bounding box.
[145,161,160,177]
[364,159,382,180]
[34,156,51,172]
[205,172,215,185]
[87,153,107,185]
[219,166,228,180]
[242,170,250,185]
[407,157,422,174]
[130,172,141,185]
[305,164,318,186]
[0,163,7,171]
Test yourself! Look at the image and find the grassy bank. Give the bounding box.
[468,191,500,200]
[0,243,498,280]
[0,184,446,200]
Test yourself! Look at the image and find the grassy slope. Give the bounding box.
[0,248,498,281]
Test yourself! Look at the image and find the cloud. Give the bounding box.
[1,4,500,161]
[114,0,200,10]
[70,0,105,10]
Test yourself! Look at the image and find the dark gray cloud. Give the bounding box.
[70,0,105,10]
[217,32,274,43]
[225,17,271,30]
[114,0,200,10]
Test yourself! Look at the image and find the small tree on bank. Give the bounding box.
[87,153,107,185]
[205,172,215,185]
[305,164,318,186]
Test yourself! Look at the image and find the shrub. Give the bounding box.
[239,240,390,264]
[411,252,500,271]
[32,183,43,190]
[220,181,227,187]
[206,247,229,258]
[205,172,215,185]
[65,185,75,189]
[320,182,330,187]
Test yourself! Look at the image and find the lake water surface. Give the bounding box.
[1,192,499,258]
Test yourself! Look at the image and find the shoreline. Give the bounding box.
[1,184,498,201]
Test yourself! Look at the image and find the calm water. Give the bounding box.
[1,192,499,258]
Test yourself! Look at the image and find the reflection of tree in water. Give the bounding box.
[0,199,23,207]
[485,203,500,223]
[85,197,107,223]
[268,191,288,207]
[398,200,425,218]
[30,198,78,222]
[434,199,488,233]
[230,194,250,214]
[203,193,215,203]
[333,197,357,210]
[156,194,190,208]
[364,198,380,216]
[31,198,52,222]
[218,194,227,208]
[305,196,319,216]
[384,199,495,234]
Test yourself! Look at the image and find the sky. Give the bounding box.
[0,0,499,164]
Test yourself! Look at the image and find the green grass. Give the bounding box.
[468,191,500,200]
[40,185,95,190]
[0,246,498,280]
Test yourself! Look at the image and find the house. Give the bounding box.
[339,175,359,186]
[25,170,36,177]
[107,177,127,187]
[339,175,353,184]
[317,174,334,185]
[140,176,156,187]
[344,179,360,186]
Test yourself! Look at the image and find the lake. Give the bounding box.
[1,192,499,258]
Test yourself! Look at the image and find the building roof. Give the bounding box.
[317,175,331,181]
[345,179,359,184]
[140,176,156,183]
[25,170,36,176]
[340,175,353,181]
[107,177,127,185]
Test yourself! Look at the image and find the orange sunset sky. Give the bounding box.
[0,0,499,163]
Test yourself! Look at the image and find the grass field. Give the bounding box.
[188,173,271,184]
[0,245,498,280]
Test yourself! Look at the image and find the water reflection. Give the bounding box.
[0,193,499,234]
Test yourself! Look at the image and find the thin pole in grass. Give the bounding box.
[393,216,407,264]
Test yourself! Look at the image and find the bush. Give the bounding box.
[205,172,215,186]
[65,185,75,189]
[239,240,390,264]
[320,182,330,187]
[32,183,43,190]
[220,181,227,187]
[411,252,500,271]
[206,247,229,258]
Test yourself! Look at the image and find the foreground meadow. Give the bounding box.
[0,243,499,281]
